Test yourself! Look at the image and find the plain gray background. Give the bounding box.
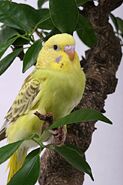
[0,1,122,185]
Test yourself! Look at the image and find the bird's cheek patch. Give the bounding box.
[55,56,62,63]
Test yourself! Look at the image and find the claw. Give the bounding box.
[34,111,53,124]
[49,126,67,146]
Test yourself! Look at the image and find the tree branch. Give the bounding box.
[99,0,123,12]
[39,2,122,185]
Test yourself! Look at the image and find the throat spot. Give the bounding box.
[55,56,62,63]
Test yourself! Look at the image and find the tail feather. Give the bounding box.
[7,148,27,183]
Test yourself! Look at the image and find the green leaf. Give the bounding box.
[8,148,40,185]
[23,40,42,73]
[76,0,92,6]
[0,2,54,32]
[23,148,40,163]
[49,0,79,33]
[77,15,96,47]
[0,26,18,58]
[0,26,17,43]
[0,2,40,32]
[38,0,48,8]
[0,37,18,59]
[110,14,123,36]
[116,17,123,34]
[37,9,54,30]
[0,140,23,164]
[13,30,30,46]
[110,13,119,33]
[0,2,54,33]
[54,145,94,180]
[50,108,112,129]
[0,48,22,75]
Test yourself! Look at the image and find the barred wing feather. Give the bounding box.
[5,79,40,123]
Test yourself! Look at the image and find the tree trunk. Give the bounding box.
[39,1,123,185]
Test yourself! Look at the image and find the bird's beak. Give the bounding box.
[64,45,75,61]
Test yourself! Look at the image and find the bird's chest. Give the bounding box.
[39,73,82,119]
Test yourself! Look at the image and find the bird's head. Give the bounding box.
[36,33,80,71]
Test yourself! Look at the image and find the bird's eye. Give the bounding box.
[53,45,58,50]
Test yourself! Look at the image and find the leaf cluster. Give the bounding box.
[0,0,96,75]
[0,0,122,75]
[0,108,112,185]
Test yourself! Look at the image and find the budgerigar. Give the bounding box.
[0,33,86,182]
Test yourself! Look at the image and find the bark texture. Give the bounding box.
[39,1,123,185]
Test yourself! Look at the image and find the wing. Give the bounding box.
[0,70,48,140]
[4,70,44,125]
[0,127,6,141]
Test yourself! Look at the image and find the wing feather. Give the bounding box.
[5,78,40,123]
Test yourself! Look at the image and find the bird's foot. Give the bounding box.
[34,111,53,125]
[34,111,66,145]
[49,126,67,146]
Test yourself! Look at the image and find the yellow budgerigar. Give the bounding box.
[0,33,86,182]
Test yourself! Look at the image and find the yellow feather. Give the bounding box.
[7,148,27,183]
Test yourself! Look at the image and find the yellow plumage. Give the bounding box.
[7,148,27,182]
[1,33,86,182]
